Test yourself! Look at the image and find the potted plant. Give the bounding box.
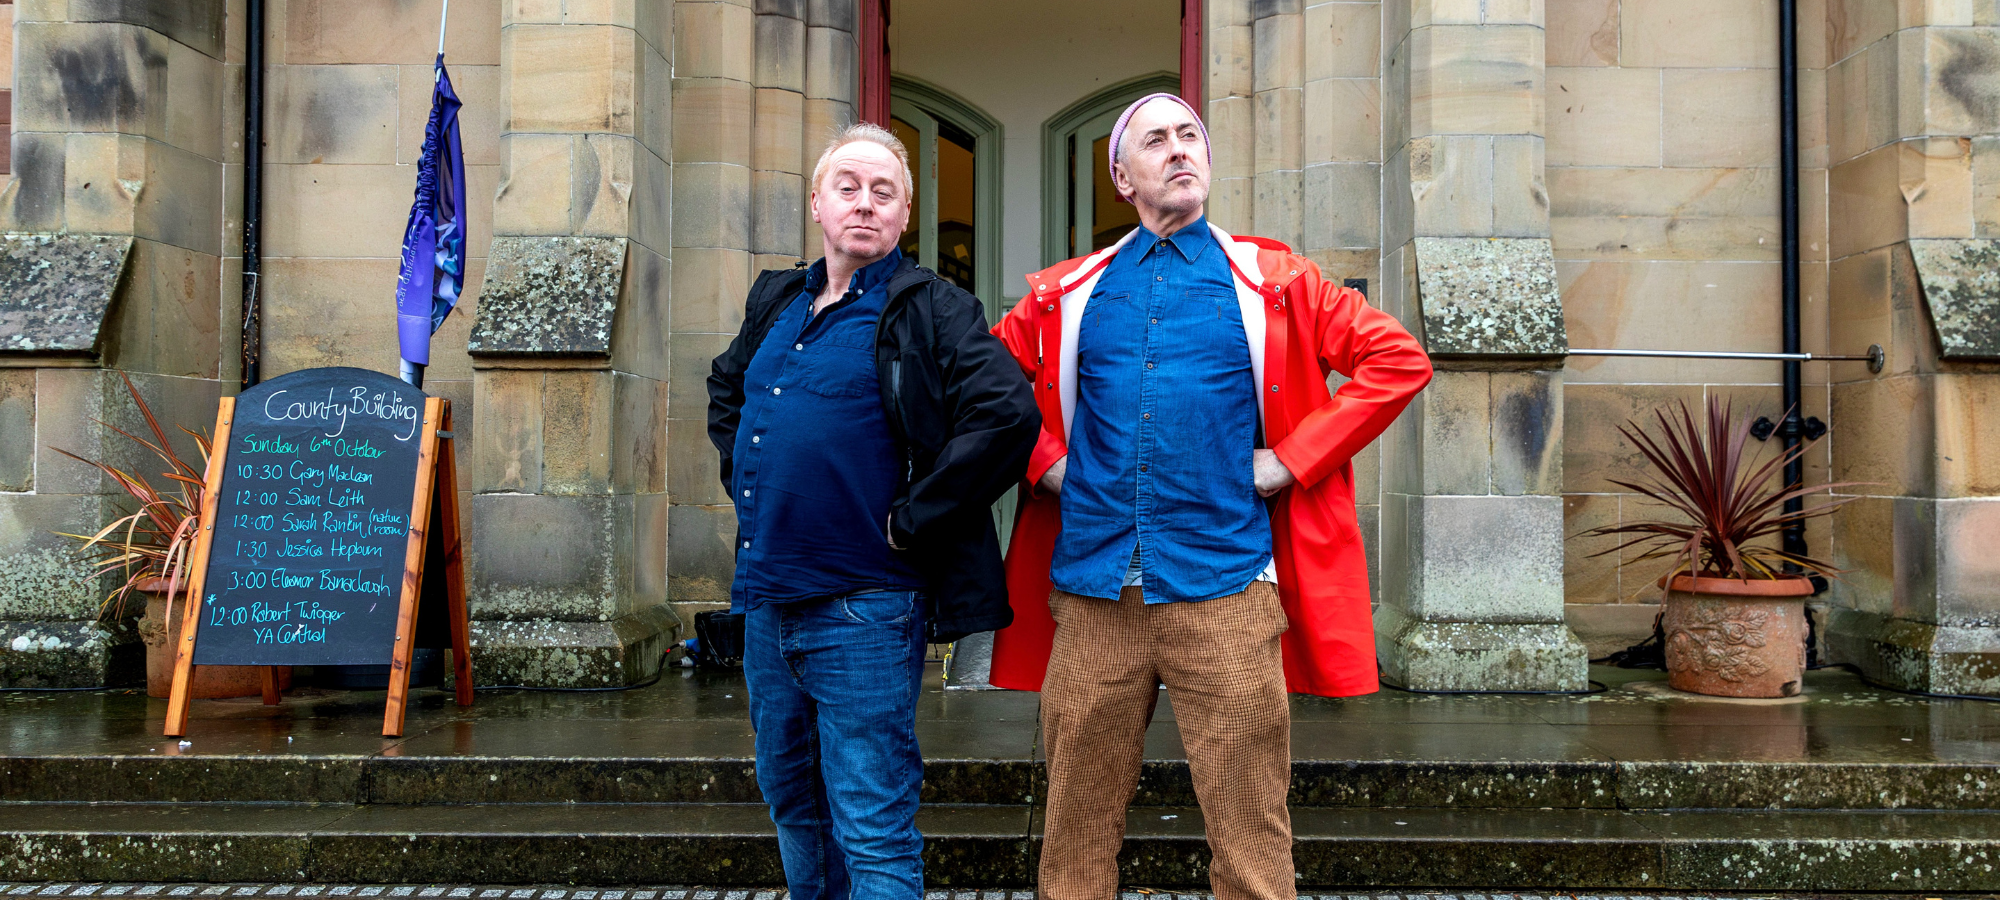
[55,373,286,699]
[1578,397,1855,698]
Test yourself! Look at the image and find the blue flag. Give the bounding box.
[395,55,466,369]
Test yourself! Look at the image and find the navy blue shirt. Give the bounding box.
[730,250,922,611]
[1052,219,1272,603]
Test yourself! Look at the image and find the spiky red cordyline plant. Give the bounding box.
[52,372,212,623]
[1579,397,1859,587]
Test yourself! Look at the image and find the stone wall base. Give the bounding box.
[943,630,997,690]
[0,619,142,688]
[1564,602,1663,660]
[1823,606,2000,697]
[1377,608,1589,692]
[462,604,682,688]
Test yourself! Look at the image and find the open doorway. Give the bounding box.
[889,79,1002,321]
[882,0,1184,306]
[1044,73,1181,263]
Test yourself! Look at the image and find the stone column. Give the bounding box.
[753,0,808,272]
[1821,8,2000,696]
[1301,0,1384,589]
[0,4,233,686]
[465,1,676,687]
[801,0,857,250]
[665,0,853,619]
[1375,0,1587,691]
[1251,0,1303,249]
[1208,1,1388,595]
[1205,0,1254,232]
[665,0,756,615]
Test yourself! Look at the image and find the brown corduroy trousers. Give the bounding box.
[1038,582,1293,900]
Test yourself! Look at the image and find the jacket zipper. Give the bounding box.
[891,358,913,484]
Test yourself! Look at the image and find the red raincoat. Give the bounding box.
[987,225,1433,697]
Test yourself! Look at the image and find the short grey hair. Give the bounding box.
[810,122,915,200]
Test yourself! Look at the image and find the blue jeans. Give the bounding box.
[744,590,928,900]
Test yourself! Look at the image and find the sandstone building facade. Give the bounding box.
[1,0,1995,696]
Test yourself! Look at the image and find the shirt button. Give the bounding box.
[773,387,782,395]
[1045,304,1054,312]
[1150,318,1158,325]
[752,435,761,443]
[1146,362,1155,369]
[1156,276,1164,282]
[1143,413,1151,420]
[742,541,751,549]
[1270,385,1280,392]
[794,343,803,350]
[1140,465,1149,473]
[742,489,751,498]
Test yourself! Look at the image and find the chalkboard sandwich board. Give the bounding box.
[163,366,472,737]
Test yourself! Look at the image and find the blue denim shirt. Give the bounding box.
[730,250,922,611]
[1051,219,1272,603]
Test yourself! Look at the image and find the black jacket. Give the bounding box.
[706,256,1041,642]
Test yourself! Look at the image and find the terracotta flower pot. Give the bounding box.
[135,579,289,699]
[1660,574,1813,698]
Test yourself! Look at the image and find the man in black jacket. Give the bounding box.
[707,123,1038,900]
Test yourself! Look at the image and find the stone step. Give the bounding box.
[2,803,1998,893]
[7,749,1997,811]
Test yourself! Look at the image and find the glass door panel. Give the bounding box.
[889,113,927,264]
[1068,107,1141,257]
[892,102,980,296]
[934,124,977,292]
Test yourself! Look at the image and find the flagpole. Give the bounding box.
[400,0,458,386]
[403,1,448,390]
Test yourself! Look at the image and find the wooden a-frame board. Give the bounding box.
[163,396,473,738]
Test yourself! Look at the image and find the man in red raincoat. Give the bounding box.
[987,94,1432,900]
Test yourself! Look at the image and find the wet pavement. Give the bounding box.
[4,666,2000,891]
[5,664,1997,802]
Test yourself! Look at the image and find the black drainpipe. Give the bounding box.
[1778,0,1808,569]
[240,0,265,390]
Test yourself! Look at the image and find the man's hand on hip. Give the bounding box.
[1253,449,1295,497]
[1039,455,1068,495]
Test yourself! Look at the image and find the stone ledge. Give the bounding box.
[0,233,134,356]
[0,547,105,621]
[12,802,2000,890]
[1822,605,2000,698]
[1909,238,2000,359]
[0,618,142,688]
[1413,236,1568,359]
[468,236,627,358]
[1377,607,1590,692]
[32,2,228,58]
[462,602,680,688]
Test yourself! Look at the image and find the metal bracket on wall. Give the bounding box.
[1749,414,1828,443]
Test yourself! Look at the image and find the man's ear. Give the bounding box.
[808,191,820,224]
[1111,162,1134,202]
